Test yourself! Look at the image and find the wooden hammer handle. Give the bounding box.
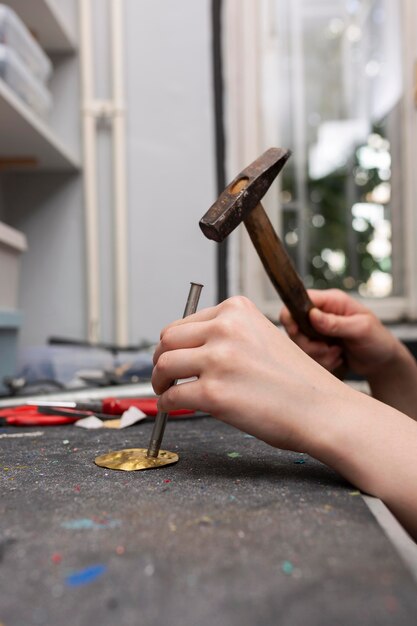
[244,203,330,343]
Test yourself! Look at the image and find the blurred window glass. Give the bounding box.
[275,0,403,298]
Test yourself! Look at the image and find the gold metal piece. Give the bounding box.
[94,448,179,471]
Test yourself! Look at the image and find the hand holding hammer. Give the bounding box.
[199,147,345,369]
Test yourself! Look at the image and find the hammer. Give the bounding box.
[199,147,340,346]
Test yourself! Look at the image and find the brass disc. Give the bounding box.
[94,448,179,471]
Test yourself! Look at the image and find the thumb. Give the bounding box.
[309,307,365,340]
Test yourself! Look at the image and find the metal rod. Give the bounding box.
[146,282,203,458]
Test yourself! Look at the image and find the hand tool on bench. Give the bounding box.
[0,403,198,427]
[0,405,93,426]
[199,147,346,370]
[27,397,194,418]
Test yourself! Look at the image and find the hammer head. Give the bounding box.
[200,147,291,243]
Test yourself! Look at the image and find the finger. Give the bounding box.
[279,308,299,336]
[159,304,219,338]
[316,347,343,371]
[331,357,344,373]
[283,321,299,338]
[152,348,203,395]
[310,344,342,362]
[158,378,203,413]
[307,289,366,316]
[154,321,209,364]
[316,356,344,373]
[290,332,332,357]
[307,289,348,311]
[310,308,369,340]
[279,306,291,324]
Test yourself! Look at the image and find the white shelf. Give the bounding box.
[2,0,76,53]
[0,78,80,171]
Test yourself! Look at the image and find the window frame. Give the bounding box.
[223,0,417,322]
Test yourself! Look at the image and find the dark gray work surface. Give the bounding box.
[0,417,416,626]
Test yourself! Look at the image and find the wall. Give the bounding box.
[125,0,217,341]
[3,0,216,347]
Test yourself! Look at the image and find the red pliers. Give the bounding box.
[0,397,195,426]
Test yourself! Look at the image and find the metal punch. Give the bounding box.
[146,281,203,458]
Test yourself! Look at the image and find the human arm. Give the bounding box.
[152,296,417,540]
[280,289,417,419]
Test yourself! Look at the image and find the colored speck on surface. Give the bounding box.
[349,491,360,496]
[293,459,306,464]
[164,479,171,484]
[65,564,107,587]
[61,518,121,530]
[281,560,294,575]
[51,553,62,565]
[243,434,255,439]
[144,563,155,577]
[227,452,241,459]
[74,485,81,493]
[186,515,214,528]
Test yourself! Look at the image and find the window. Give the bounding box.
[224,0,417,321]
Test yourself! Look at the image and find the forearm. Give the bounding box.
[309,387,417,540]
[367,342,417,420]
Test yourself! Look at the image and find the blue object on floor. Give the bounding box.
[65,564,107,587]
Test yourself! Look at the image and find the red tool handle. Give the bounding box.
[101,397,193,417]
[0,405,81,425]
[5,413,78,426]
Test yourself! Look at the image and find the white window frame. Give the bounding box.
[223,0,417,322]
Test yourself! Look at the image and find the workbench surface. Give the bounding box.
[1,417,416,626]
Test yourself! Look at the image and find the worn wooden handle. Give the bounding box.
[243,203,327,341]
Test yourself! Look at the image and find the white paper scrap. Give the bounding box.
[119,406,147,429]
[75,416,104,429]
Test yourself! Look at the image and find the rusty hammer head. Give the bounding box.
[199,147,291,242]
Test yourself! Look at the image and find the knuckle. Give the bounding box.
[154,351,170,376]
[328,288,344,299]
[151,370,163,395]
[159,324,170,340]
[165,384,181,407]
[287,324,298,338]
[233,295,254,310]
[223,295,253,312]
[280,308,290,323]
[215,342,237,366]
[199,377,220,408]
[160,326,176,350]
[326,314,338,333]
[359,315,373,334]
[215,316,236,338]
[320,359,334,372]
